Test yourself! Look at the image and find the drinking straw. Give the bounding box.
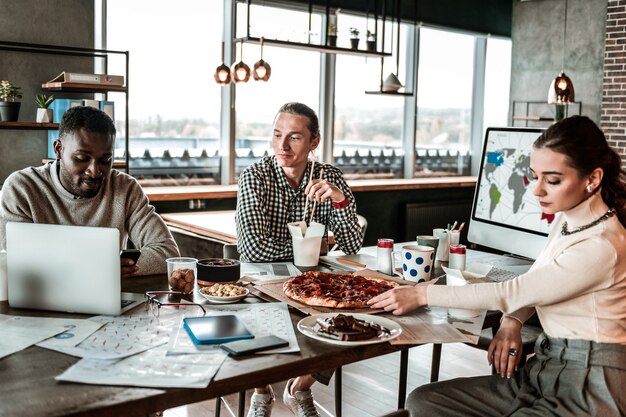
[309,167,324,224]
[302,160,315,223]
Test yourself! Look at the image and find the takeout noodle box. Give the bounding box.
[197,258,240,286]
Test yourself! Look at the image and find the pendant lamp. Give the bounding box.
[253,37,272,82]
[214,42,231,85]
[231,39,251,83]
[383,0,403,92]
[547,0,575,106]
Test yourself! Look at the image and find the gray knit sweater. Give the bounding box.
[0,161,179,275]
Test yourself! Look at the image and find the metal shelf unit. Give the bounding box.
[0,40,130,173]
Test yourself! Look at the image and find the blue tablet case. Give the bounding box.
[183,315,254,345]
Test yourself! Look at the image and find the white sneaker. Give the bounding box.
[247,385,275,417]
[282,379,321,417]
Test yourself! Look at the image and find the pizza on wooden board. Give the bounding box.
[283,271,398,308]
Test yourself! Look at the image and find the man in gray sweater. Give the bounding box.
[0,106,179,276]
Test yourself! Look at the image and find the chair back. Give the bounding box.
[223,243,240,260]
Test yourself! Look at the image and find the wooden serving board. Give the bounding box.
[251,269,414,316]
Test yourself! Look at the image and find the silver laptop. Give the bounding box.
[6,222,141,315]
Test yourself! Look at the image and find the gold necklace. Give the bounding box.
[561,208,616,236]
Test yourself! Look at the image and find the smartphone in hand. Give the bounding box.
[120,249,141,263]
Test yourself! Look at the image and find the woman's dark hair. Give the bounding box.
[277,102,320,139]
[533,115,626,226]
[58,105,116,140]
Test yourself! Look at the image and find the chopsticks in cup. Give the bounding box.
[309,167,324,224]
[302,160,315,224]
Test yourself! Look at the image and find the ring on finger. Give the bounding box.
[508,348,518,357]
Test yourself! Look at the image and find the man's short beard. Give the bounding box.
[59,165,101,198]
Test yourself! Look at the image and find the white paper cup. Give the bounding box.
[392,245,435,283]
[292,236,323,267]
[433,228,449,262]
[449,230,460,246]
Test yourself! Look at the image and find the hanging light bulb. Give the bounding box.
[548,71,575,104]
[231,39,251,83]
[214,42,231,85]
[547,0,575,105]
[253,37,272,82]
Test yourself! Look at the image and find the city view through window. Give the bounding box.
[106,1,510,186]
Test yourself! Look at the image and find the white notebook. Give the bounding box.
[6,222,139,316]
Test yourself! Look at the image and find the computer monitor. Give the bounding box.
[468,127,551,260]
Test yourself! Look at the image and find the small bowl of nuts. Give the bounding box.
[166,257,198,295]
[198,283,249,303]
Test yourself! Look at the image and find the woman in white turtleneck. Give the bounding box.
[369,116,626,417]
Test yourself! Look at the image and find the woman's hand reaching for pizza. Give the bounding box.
[305,178,345,204]
[367,283,432,315]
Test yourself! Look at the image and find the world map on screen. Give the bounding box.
[474,132,554,234]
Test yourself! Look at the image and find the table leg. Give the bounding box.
[214,397,221,417]
[430,344,442,382]
[398,349,409,409]
[238,391,246,417]
[335,366,342,417]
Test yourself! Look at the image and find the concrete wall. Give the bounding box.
[510,0,607,124]
[0,0,94,184]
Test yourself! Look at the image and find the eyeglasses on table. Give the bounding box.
[144,291,206,317]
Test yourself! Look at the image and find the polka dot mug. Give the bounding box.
[392,245,435,283]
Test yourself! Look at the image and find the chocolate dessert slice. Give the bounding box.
[314,314,389,341]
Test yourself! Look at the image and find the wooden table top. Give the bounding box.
[162,210,237,243]
[1,248,526,417]
[0,274,406,417]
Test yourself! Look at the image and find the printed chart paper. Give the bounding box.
[168,302,299,354]
[0,314,73,359]
[56,344,226,388]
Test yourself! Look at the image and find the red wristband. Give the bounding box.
[332,197,350,209]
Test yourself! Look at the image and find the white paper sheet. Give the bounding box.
[56,344,226,388]
[389,307,486,345]
[36,319,105,351]
[167,302,299,354]
[241,262,301,281]
[48,308,181,359]
[0,314,73,359]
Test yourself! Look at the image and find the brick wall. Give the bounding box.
[601,0,626,166]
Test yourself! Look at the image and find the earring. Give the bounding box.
[586,184,593,193]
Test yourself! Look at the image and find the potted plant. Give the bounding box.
[349,27,360,49]
[328,23,338,47]
[0,80,23,122]
[366,30,376,52]
[35,94,54,123]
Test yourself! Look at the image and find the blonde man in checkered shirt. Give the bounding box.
[236,102,363,417]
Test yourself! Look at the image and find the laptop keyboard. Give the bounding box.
[121,299,136,308]
[486,267,520,282]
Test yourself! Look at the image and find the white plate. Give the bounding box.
[297,313,402,346]
[198,287,249,304]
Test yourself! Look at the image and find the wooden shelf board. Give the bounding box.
[365,90,414,96]
[0,122,59,130]
[41,158,127,168]
[41,82,126,93]
[512,116,554,121]
[238,36,392,58]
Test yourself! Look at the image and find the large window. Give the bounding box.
[234,4,321,180]
[107,0,223,186]
[334,14,405,179]
[415,27,475,176]
[104,3,512,185]
[484,37,512,129]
